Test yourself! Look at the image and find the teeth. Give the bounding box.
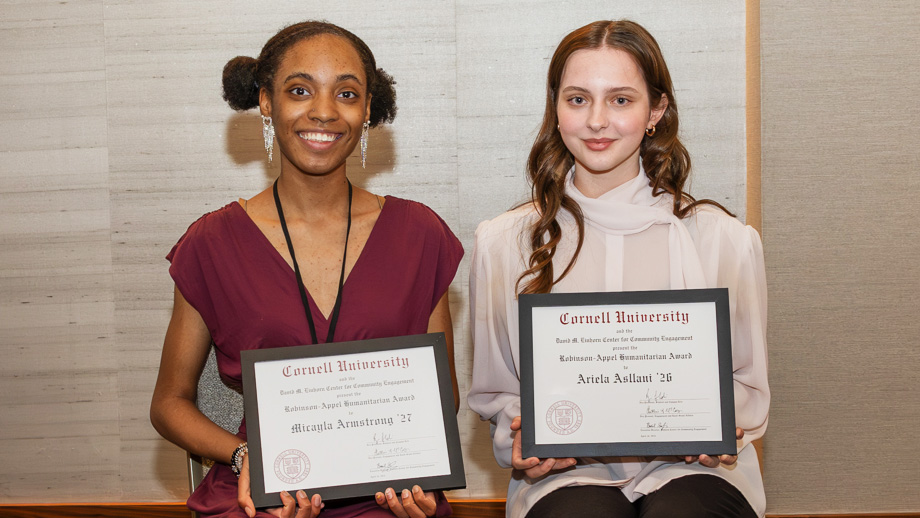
[299,132,339,142]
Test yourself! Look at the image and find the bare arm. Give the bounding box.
[426,291,458,411]
[150,286,243,464]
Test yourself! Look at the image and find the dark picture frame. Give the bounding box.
[241,333,465,508]
[519,288,736,459]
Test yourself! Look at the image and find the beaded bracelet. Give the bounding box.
[230,442,248,477]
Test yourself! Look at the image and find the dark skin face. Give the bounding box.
[259,34,371,179]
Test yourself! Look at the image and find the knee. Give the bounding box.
[640,488,708,518]
[639,475,755,518]
[527,486,636,518]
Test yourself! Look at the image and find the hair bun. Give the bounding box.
[368,67,397,127]
[222,56,260,111]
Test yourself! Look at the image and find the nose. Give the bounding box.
[309,92,338,123]
[587,104,608,132]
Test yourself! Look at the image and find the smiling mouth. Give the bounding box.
[584,138,614,150]
[298,132,342,142]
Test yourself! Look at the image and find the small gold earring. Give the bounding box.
[645,126,656,137]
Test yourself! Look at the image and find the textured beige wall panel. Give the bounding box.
[0,0,116,502]
[0,0,746,504]
[761,1,920,513]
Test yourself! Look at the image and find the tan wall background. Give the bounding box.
[8,0,917,514]
[0,0,746,503]
[760,0,920,513]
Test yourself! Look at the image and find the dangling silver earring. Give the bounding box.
[261,115,275,163]
[360,121,370,169]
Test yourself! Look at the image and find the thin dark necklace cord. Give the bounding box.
[273,178,353,345]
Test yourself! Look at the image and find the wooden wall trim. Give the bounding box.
[746,0,763,233]
[1,502,917,518]
[0,503,189,518]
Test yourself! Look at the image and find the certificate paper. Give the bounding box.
[241,333,465,507]
[519,289,736,459]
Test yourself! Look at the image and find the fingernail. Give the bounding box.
[376,492,385,502]
[413,485,422,493]
[297,490,306,498]
[386,488,394,498]
[402,489,411,499]
[246,507,254,518]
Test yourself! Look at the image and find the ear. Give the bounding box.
[649,93,668,126]
[258,87,272,118]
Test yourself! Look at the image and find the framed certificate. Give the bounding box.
[241,333,465,508]
[519,288,736,459]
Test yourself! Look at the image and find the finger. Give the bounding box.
[736,427,744,440]
[698,454,720,469]
[510,425,540,470]
[524,458,554,478]
[384,487,409,518]
[292,491,322,518]
[512,457,556,478]
[279,490,296,518]
[720,454,739,466]
[510,416,522,431]
[375,492,387,509]
[293,490,310,518]
[237,456,256,518]
[399,488,427,518]
[524,457,560,479]
[683,455,699,464]
[308,493,324,518]
[410,486,438,517]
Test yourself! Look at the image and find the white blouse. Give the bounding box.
[467,170,770,518]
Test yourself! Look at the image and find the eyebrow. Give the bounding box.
[282,72,365,85]
[560,85,641,95]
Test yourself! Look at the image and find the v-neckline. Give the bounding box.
[231,197,391,321]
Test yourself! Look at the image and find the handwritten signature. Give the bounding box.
[372,447,411,458]
[644,388,669,402]
[375,461,399,472]
[372,433,393,445]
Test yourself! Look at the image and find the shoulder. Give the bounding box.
[684,204,763,260]
[475,203,538,248]
[385,196,445,224]
[471,204,541,276]
[181,202,241,236]
[383,196,458,239]
[168,203,241,260]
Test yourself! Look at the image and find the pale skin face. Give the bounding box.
[259,34,372,179]
[556,46,667,198]
[510,46,742,479]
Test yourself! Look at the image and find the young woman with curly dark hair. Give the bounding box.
[151,21,461,518]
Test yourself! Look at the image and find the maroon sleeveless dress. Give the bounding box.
[167,197,463,518]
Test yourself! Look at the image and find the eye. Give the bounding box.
[338,90,358,99]
[568,96,587,106]
[613,97,629,106]
[289,86,310,97]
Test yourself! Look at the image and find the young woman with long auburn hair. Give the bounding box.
[468,20,769,518]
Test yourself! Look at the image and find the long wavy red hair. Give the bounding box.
[517,20,730,296]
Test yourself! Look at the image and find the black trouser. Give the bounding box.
[524,474,757,518]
